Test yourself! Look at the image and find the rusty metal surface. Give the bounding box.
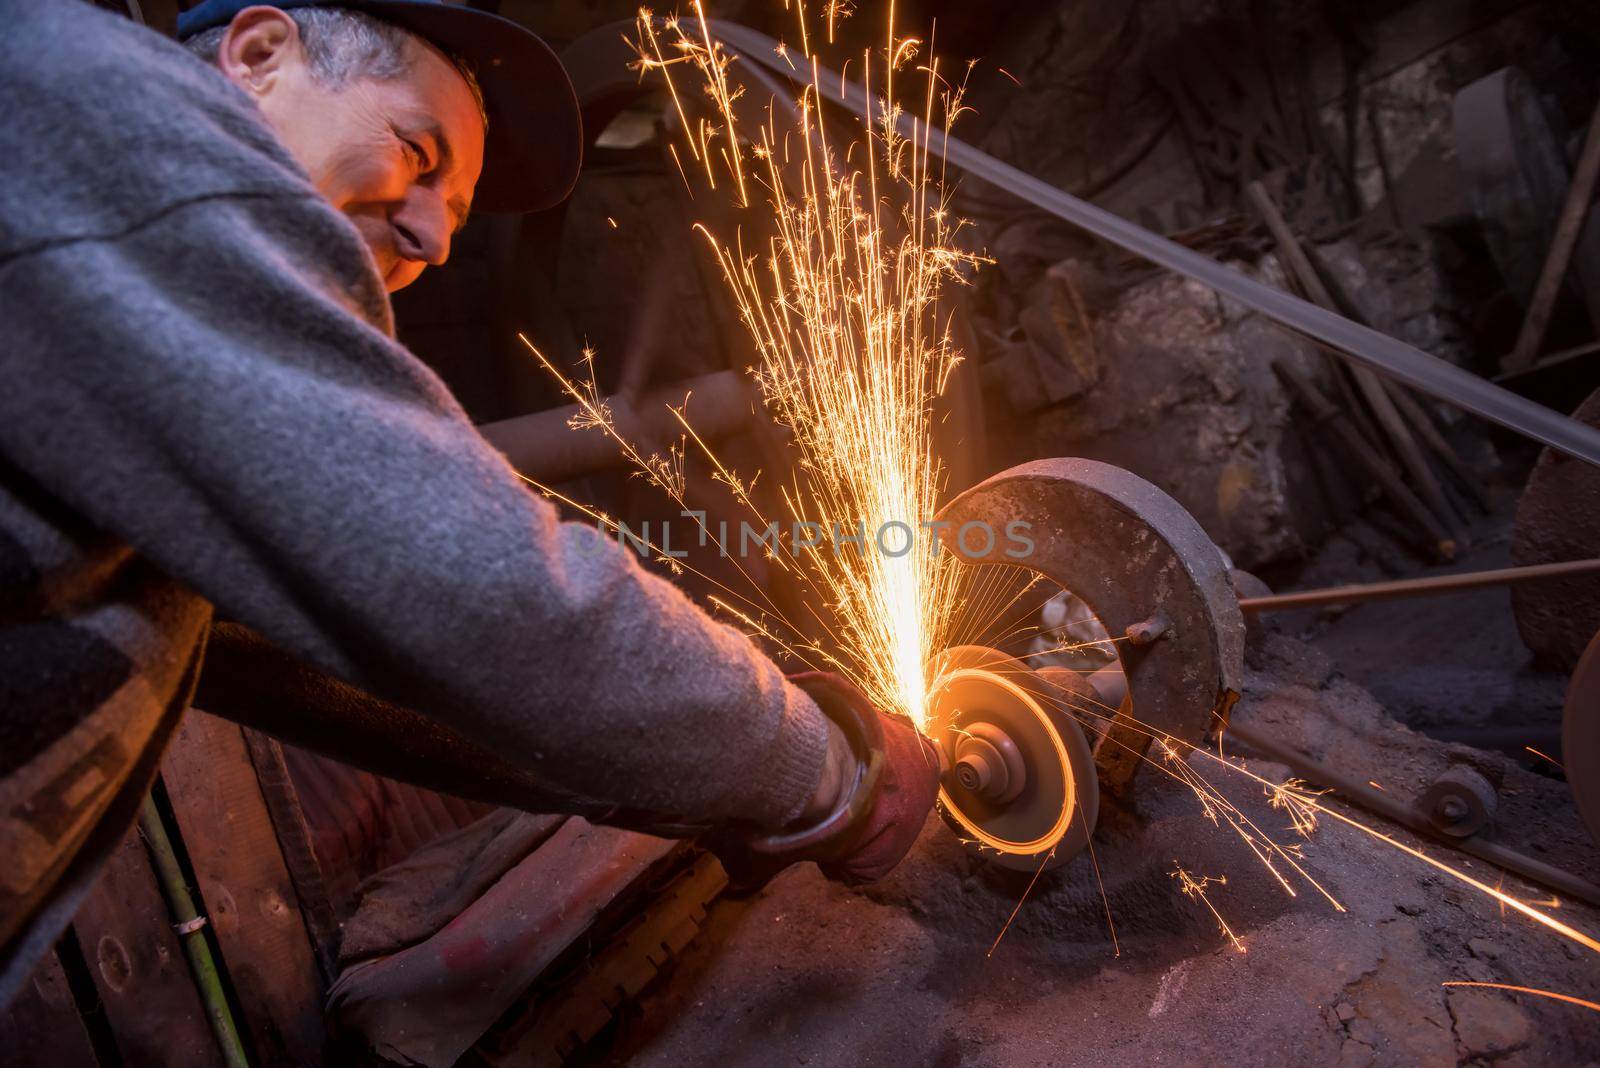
[936,460,1245,792]
[480,852,728,1066]
[1565,629,1600,851]
[1226,719,1600,909]
[1417,764,1498,839]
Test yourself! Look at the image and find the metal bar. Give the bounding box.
[1247,181,1465,543]
[1238,558,1600,614]
[138,792,252,1068]
[1224,721,1600,909]
[1506,97,1600,373]
[710,21,1600,467]
[477,369,759,483]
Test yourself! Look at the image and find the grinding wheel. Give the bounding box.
[927,646,1099,871]
[1564,629,1600,851]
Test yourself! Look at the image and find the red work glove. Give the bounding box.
[709,672,943,889]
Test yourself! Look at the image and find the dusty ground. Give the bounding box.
[589,512,1600,1067]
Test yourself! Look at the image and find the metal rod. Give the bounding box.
[713,21,1600,467]
[138,792,251,1068]
[1224,721,1600,909]
[1506,97,1600,373]
[1238,558,1600,614]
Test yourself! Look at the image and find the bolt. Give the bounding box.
[955,753,991,793]
[951,733,1012,801]
[1125,613,1170,646]
[1438,796,1469,823]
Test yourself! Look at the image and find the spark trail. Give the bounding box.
[624,1,984,727]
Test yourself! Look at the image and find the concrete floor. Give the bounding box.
[591,514,1600,1067]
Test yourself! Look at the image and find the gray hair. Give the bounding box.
[185,7,485,125]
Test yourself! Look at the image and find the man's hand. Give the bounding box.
[710,672,943,888]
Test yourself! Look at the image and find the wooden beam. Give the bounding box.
[0,948,99,1067]
[69,824,226,1066]
[162,711,326,1067]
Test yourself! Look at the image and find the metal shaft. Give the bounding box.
[1238,558,1600,614]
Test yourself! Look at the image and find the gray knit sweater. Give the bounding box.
[0,0,825,1000]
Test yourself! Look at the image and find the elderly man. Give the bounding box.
[0,0,941,1008]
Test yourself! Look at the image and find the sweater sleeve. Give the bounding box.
[0,189,828,829]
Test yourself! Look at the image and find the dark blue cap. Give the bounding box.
[178,0,581,214]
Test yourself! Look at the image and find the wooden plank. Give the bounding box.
[0,948,99,1067]
[161,711,325,1067]
[239,730,340,984]
[69,823,224,1067]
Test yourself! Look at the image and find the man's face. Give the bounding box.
[218,8,485,292]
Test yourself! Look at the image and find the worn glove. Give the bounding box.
[709,672,943,889]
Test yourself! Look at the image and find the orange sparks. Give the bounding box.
[1172,864,1245,953]
[629,2,985,728]
[1525,746,1564,770]
[1199,754,1600,957]
[1443,982,1600,1014]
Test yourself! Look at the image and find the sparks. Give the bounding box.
[629,2,985,728]
[1172,864,1246,953]
[524,5,1600,981]
[1442,982,1600,1014]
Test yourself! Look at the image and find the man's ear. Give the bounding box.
[216,6,302,98]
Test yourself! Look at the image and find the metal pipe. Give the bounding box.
[477,369,760,484]
[1238,558,1600,614]
[1224,721,1600,909]
[138,792,251,1068]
